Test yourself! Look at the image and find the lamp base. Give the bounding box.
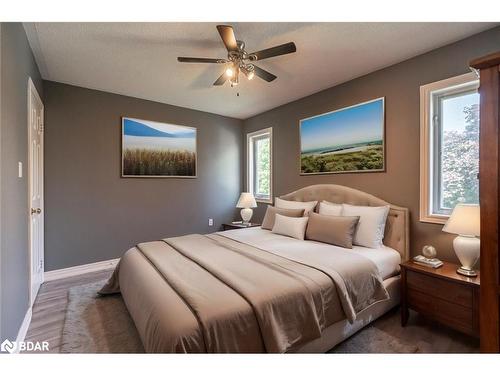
[457,267,478,277]
[453,235,479,278]
[240,208,253,223]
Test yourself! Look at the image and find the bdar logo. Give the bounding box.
[1,339,17,354]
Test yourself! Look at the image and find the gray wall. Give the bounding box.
[0,23,44,341]
[243,26,500,263]
[43,81,243,271]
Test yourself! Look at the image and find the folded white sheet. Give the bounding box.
[220,226,401,280]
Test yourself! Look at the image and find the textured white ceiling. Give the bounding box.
[24,22,497,119]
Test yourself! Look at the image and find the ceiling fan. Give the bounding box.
[177,25,297,87]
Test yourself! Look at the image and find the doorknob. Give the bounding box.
[31,208,42,215]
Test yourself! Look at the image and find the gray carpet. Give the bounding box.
[61,282,418,354]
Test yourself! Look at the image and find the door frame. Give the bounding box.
[27,77,44,306]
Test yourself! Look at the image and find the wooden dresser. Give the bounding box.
[401,260,480,337]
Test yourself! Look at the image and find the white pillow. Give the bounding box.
[272,214,309,240]
[318,201,343,216]
[342,204,390,248]
[275,197,317,216]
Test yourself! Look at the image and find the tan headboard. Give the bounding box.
[279,184,410,261]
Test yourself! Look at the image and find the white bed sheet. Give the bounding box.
[219,226,401,280]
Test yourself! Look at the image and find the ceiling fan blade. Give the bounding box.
[248,42,296,61]
[177,57,226,63]
[253,65,277,82]
[216,25,238,52]
[213,73,228,86]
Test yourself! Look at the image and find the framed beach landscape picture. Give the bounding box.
[300,98,385,174]
[121,117,197,178]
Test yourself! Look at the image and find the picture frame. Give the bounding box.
[299,97,385,175]
[121,117,197,178]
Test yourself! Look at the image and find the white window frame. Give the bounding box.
[419,72,479,224]
[247,127,273,204]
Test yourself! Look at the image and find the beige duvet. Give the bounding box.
[100,232,389,353]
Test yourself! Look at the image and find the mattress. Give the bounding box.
[219,226,401,280]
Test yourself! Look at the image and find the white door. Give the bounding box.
[28,78,44,305]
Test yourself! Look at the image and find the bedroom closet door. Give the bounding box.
[471,51,500,353]
[28,78,44,305]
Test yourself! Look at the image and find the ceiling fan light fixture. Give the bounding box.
[242,66,254,80]
[230,74,239,87]
[225,67,234,78]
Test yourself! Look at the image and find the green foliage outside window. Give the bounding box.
[256,138,270,196]
[441,103,479,209]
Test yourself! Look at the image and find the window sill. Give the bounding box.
[419,214,448,225]
[255,198,273,205]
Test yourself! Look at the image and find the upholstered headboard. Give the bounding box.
[279,184,410,261]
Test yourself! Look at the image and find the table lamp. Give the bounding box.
[442,204,480,277]
[236,192,257,224]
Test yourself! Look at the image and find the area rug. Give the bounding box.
[61,282,418,354]
[329,326,419,353]
[60,281,144,353]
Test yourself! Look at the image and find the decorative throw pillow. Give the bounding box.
[274,197,317,216]
[305,212,360,249]
[318,201,343,216]
[342,204,390,248]
[261,206,305,230]
[272,214,309,240]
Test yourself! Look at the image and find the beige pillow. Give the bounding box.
[274,197,317,216]
[272,214,309,240]
[305,212,360,249]
[261,206,305,230]
[318,201,343,216]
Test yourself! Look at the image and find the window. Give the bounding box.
[247,128,272,203]
[420,73,479,224]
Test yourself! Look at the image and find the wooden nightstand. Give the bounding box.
[221,222,261,231]
[401,260,480,337]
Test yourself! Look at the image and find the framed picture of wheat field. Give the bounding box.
[121,117,197,178]
[300,97,385,175]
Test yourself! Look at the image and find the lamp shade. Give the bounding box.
[442,204,480,236]
[236,192,257,208]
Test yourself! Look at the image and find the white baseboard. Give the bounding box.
[13,307,32,353]
[44,258,119,282]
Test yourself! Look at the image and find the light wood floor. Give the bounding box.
[25,269,112,353]
[25,270,479,353]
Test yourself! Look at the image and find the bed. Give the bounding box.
[100,184,409,353]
